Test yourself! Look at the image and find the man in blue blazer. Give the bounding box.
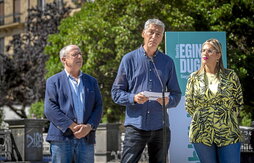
[44,45,103,163]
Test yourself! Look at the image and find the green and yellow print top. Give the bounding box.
[185,69,244,147]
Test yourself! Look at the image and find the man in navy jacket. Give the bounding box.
[44,45,103,163]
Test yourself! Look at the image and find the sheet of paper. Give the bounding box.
[142,91,170,101]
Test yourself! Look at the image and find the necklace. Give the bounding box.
[206,73,218,85]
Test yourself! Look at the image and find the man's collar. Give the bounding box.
[64,69,83,78]
[140,45,158,58]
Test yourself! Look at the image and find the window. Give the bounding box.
[0,0,4,25]
[13,0,21,22]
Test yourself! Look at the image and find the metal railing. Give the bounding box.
[0,125,254,162]
[0,130,12,161]
[0,13,22,27]
[13,13,21,23]
[240,126,254,152]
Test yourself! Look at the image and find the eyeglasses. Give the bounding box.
[201,49,217,55]
[67,52,82,58]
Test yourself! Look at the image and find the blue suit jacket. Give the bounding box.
[44,70,103,144]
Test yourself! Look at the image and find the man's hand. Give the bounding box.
[156,97,169,106]
[73,124,92,139]
[69,122,78,133]
[134,92,148,104]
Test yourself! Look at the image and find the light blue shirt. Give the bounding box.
[65,70,85,124]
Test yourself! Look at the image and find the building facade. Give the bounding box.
[0,0,86,54]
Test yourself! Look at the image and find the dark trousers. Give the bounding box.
[121,126,170,163]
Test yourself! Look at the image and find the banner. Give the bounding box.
[165,32,227,163]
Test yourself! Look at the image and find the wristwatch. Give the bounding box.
[88,123,95,131]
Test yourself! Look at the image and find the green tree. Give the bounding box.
[29,101,44,119]
[45,0,253,124]
[0,1,71,118]
[45,0,194,122]
[185,0,254,126]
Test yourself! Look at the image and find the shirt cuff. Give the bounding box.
[129,93,135,104]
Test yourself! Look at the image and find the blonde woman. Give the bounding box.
[185,39,244,163]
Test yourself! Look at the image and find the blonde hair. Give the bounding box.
[197,38,225,77]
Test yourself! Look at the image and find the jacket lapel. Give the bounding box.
[60,70,76,118]
[81,73,87,118]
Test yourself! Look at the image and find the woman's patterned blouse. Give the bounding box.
[185,69,244,147]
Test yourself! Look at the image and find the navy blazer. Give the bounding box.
[44,70,103,144]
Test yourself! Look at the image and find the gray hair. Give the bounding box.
[59,45,80,61]
[144,19,165,32]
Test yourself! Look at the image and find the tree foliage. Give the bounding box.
[185,0,254,126]
[45,0,253,123]
[0,1,71,118]
[29,101,44,119]
[45,0,195,122]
